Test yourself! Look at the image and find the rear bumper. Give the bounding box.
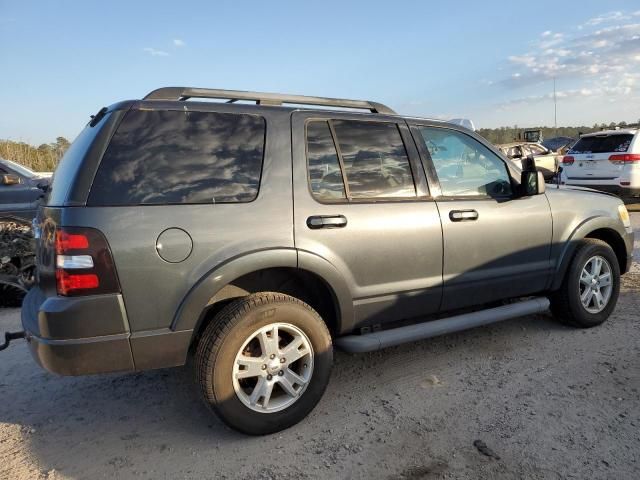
[21,286,135,375]
[564,183,640,203]
[26,332,134,376]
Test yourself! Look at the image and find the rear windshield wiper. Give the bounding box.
[89,107,108,127]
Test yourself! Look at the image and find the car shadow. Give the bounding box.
[0,309,568,477]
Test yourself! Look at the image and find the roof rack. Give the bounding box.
[143,87,397,115]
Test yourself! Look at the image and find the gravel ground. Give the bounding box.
[1,215,639,480]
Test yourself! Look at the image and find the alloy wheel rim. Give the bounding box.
[579,255,613,314]
[232,323,314,413]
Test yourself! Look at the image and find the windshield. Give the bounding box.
[2,158,36,178]
[568,134,634,154]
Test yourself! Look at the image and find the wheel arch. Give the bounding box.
[171,249,355,350]
[551,216,628,290]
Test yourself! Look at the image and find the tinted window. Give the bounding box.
[419,127,512,197]
[332,120,415,199]
[307,121,346,201]
[48,112,113,206]
[89,110,265,205]
[568,134,634,154]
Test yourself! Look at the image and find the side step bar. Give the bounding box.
[335,297,550,353]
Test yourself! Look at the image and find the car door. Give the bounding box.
[528,144,557,178]
[292,112,443,329]
[410,123,553,311]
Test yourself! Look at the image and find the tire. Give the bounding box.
[550,239,620,328]
[195,292,333,435]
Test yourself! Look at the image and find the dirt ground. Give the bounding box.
[1,215,639,480]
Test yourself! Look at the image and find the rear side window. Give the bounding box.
[89,110,265,205]
[305,119,416,201]
[569,134,634,154]
[307,122,346,200]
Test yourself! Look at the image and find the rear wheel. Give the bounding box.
[195,292,333,435]
[550,239,620,328]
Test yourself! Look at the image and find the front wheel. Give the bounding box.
[550,239,620,328]
[195,292,333,435]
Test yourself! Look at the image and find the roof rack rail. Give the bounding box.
[143,87,397,115]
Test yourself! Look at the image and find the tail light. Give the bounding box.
[609,154,640,164]
[54,227,120,296]
[561,156,575,165]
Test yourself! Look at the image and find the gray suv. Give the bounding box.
[15,87,634,435]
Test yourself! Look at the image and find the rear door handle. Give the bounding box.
[449,209,479,222]
[307,215,347,229]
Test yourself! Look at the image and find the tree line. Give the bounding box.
[477,121,638,145]
[0,137,70,172]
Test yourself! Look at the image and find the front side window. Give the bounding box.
[89,110,265,205]
[305,119,416,202]
[419,127,512,197]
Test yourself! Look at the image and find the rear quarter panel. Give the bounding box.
[42,106,295,334]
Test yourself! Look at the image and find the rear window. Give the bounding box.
[88,110,265,205]
[568,134,634,154]
[48,113,113,206]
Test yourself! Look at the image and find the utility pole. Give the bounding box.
[553,77,558,138]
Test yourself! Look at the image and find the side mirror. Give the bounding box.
[1,174,20,186]
[511,152,523,159]
[520,155,544,196]
[521,170,545,196]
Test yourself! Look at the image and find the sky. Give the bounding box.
[1,0,639,144]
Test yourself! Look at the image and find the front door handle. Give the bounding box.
[307,215,347,229]
[449,209,479,222]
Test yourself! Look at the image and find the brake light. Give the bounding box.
[56,271,100,295]
[54,227,120,296]
[609,154,640,164]
[55,231,89,253]
[562,156,575,165]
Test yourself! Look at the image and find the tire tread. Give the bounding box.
[194,292,331,433]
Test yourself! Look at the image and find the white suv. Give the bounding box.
[560,129,640,203]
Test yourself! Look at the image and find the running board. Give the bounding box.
[335,297,550,353]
